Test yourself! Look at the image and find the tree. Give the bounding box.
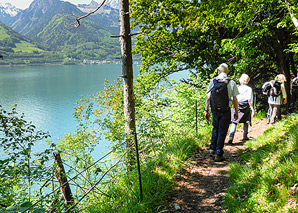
[75,0,137,169]
[119,0,137,169]
[131,0,298,109]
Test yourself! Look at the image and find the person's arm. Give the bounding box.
[204,94,211,121]
[282,84,287,104]
[248,99,255,117]
[232,96,238,120]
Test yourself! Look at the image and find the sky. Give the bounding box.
[0,0,95,9]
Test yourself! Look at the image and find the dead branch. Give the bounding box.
[75,0,107,28]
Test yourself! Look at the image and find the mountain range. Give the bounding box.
[0,0,121,65]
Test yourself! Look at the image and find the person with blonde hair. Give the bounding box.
[268,74,287,124]
[228,74,255,144]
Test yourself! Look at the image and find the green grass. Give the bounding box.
[225,112,298,212]
[12,41,43,53]
[0,29,10,40]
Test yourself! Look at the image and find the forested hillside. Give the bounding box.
[0,21,65,66]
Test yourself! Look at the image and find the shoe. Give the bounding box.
[228,136,233,144]
[208,149,215,155]
[214,155,225,162]
[242,136,249,141]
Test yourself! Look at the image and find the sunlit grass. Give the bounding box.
[12,41,43,53]
[225,112,298,212]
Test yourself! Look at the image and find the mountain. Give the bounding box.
[11,0,83,41]
[7,0,121,61]
[77,0,119,11]
[0,3,22,26]
[0,21,44,55]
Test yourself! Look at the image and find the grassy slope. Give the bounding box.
[225,112,298,212]
[0,22,43,54]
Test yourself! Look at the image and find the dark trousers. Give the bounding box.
[210,110,231,156]
[290,89,298,111]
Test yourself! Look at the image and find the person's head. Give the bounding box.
[218,63,229,74]
[275,74,286,83]
[239,74,250,85]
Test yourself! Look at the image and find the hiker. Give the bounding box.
[289,73,298,112]
[268,74,287,124]
[228,74,255,144]
[204,63,239,162]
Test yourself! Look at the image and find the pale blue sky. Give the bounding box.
[0,0,96,9]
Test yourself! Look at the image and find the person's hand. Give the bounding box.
[205,111,210,121]
[251,109,255,117]
[283,98,287,105]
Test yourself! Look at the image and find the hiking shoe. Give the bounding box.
[214,155,225,162]
[208,149,215,155]
[242,136,249,141]
[228,136,233,144]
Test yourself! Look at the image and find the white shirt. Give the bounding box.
[237,85,253,103]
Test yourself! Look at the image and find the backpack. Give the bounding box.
[262,80,282,96]
[262,81,272,96]
[210,78,230,112]
[292,77,298,89]
[269,80,282,97]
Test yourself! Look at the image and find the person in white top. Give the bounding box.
[268,74,287,124]
[228,74,255,144]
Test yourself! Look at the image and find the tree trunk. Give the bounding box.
[53,152,74,206]
[119,0,136,169]
[276,32,291,110]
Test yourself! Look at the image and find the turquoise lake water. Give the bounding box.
[0,64,189,155]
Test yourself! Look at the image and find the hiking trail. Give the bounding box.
[162,118,269,212]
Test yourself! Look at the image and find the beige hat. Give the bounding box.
[218,63,229,73]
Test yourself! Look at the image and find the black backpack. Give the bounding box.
[210,78,230,112]
[262,80,282,96]
[269,80,282,97]
[292,77,298,89]
[262,81,272,96]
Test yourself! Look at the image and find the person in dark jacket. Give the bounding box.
[228,74,255,144]
[204,63,239,161]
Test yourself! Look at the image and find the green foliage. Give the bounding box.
[225,112,298,212]
[0,105,55,208]
[131,0,298,111]
[56,68,211,211]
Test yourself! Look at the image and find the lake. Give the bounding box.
[0,64,188,154]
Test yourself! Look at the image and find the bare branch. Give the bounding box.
[75,0,108,28]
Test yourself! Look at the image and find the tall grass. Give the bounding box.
[225,112,298,212]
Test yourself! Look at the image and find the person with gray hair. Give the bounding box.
[228,74,255,144]
[204,63,239,162]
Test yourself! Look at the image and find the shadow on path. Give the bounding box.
[162,118,268,212]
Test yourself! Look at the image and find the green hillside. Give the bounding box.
[0,21,44,54]
[37,14,121,61]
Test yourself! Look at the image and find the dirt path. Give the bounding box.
[162,118,269,212]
